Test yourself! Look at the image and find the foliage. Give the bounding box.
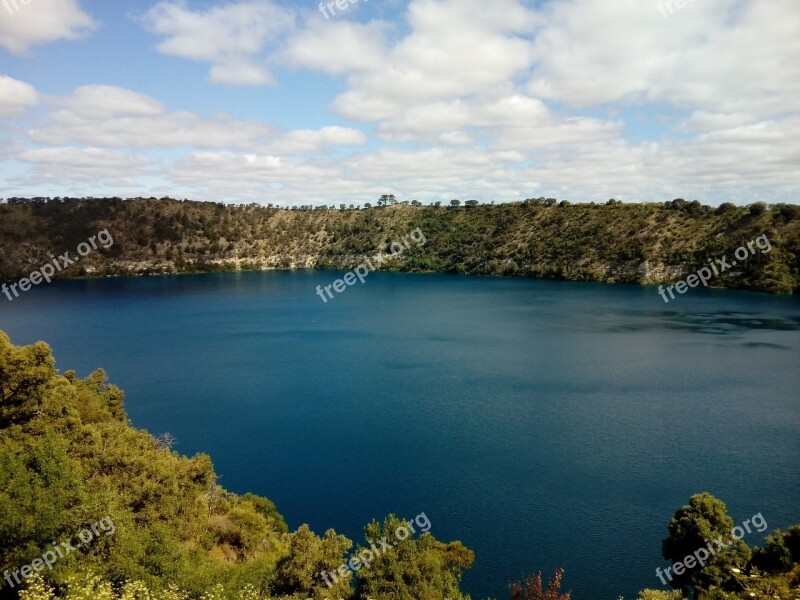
[18,574,268,599]
[509,568,570,600]
[752,526,800,573]
[0,333,475,600]
[661,493,751,595]
[354,514,474,600]
[1,198,798,294]
[272,525,353,600]
[636,590,682,600]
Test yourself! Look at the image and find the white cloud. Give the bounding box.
[330,90,404,123]
[27,85,370,156]
[208,60,271,87]
[438,131,474,146]
[61,85,165,119]
[2,0,798,205]
[321,0,622,150]
[369,93,622,148]
[29,85,277,148]
[526,0,800,121]
[264,126,368,155]
[285,20,389,75]
[140,0,295,86]
[157,115,800,205]
[17,146,152,183]
[332,0,536,117]
[165,150,347,204]
[0,75,38,118]
[0,0,95,54]
[162,145,534,205]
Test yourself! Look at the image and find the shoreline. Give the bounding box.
[2,198,798,296]
[12,265,796,299]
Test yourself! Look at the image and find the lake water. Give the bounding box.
[1,271,799,600]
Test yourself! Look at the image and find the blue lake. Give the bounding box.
[1,271,799,600]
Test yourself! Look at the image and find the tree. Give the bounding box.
[775,203,800,221]
[155,432,177,450]
[686,200,703,214]
[510,568,570,600]
[355,514,474,600]
[0,332,62,428]
[752,526,800,573]
[465,200,479,208]
[749,201,767,216]
[450,199,461,207]
[661,493,751,595]
[378,194,398,207]
[668,199,687,211]
[241,492,288,533]
[274,525,353,600]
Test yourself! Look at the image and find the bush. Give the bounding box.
[637,590,682,600]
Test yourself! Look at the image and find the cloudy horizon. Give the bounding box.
[0,0,798,206]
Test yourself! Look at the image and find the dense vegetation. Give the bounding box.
[1,198,799,294]
[0,332,473,600]
[1,333,798,599]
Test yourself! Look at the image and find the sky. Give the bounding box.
[0,0,798,206]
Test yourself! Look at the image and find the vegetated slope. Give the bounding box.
[1,198,798,293]
[0,332,474,600]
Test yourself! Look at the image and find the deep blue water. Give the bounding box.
[1,271,799,600]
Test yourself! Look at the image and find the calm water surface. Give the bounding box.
[2,271,799,600]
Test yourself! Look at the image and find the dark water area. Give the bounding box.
[2,270,799,600]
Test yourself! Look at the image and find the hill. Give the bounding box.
[1,198,798,294]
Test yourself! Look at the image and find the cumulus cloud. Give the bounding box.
[0,75,38,118]
[26,84,370,156]
[332,0,537,118]
[521,118,800,203]
[527,0,800,122]
[139,0,295,86]
[372,94,622,148]
[264,126,368,155]
[2,0,798,205]
[156,115,800,205]
[60,85,165,119]
[28,85,278,148]
[17,146,152,183]
[0,0,95,54]
[284,20,390,75]
[319,0,622,150]
[164,150,349,204]
[164,145,527,205]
